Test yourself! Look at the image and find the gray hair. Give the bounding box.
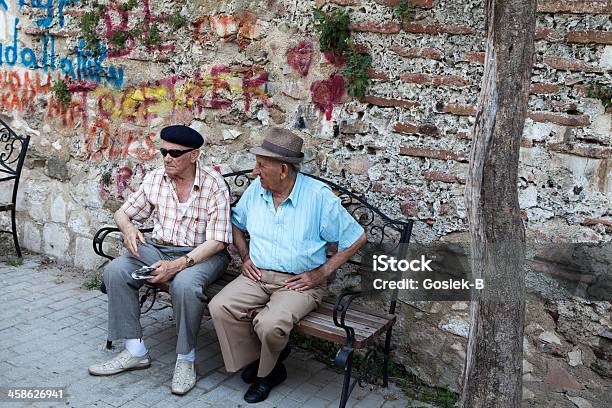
[287,162,301,175]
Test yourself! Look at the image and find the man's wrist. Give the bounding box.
[183,254,195,268]
[318,265,332,278]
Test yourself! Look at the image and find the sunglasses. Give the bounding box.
[159,148,196,158]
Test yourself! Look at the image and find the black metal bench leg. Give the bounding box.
[106,340,113,350]
[383,326,393,387]
[339,352,354,408]
[11,208,21,257]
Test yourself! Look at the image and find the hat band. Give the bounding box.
[261,140,303,158]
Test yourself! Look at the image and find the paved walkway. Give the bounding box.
[0,257,427,408]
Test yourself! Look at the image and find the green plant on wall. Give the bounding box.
[101,170,112,187]
[312,8,373,100]
[394,0,415,25]
[143,25,162,47]
[168,11,188,30]
[587,82,612,111]
[118,0,137,12]
[80,11,101,50]
[52,79,71,109]
[110,31,129,49]
[129,24,143,41]
[80,1,105,53]
[312,8,350,57]
[131,22,162,48]
[341,46,372,100]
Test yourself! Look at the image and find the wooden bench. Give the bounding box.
[93,169,413,407]
[0,118,30,258]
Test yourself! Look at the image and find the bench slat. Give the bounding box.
[301,314,378,339]
[296,317,367,346]
[317,302,392,326]
[297,307,395,349]
[307,311,383,336]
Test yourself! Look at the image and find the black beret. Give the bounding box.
[160,125,203,148]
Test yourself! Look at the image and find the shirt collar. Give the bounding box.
[193,162,201,191]
[260,173,302,207]
[163,162,201,191]
[285,173,303,206]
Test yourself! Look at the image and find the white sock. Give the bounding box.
[177,348,195,362]
[125,338,148,363]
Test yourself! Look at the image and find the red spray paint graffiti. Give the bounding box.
[85,119,157,162]
[99,163,145,200]
[2,65,269,160]
[310,73,345,120]
[115,166,134,198]
[323,51,345,68]
[0,70,53,112]
[242,69,270,112]
[286,41,313,77]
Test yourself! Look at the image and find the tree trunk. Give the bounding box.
[460,1,536,407]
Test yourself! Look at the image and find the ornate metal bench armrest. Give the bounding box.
[332,289,379,346]
[92,226,154,261]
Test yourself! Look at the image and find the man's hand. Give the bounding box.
[284,267,328,291]
[124,226,145,257]
[148,259,183,284]
[241,258,262,281]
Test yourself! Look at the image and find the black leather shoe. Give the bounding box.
[241,344,291,384]
[244,363,287,403]
[240,359,259,384]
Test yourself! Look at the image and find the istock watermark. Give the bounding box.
[361,243,482,301]
[358,241,610,302]
[373,254,433,272]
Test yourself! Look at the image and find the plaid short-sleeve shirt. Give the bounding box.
[120,163,232,247]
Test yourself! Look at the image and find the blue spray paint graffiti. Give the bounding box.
[17,0,79,28]
[0,17,124,88]
[1,1,8,12]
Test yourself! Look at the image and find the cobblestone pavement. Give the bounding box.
[0,258,431,408]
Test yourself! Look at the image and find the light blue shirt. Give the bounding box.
[232,173,365,274]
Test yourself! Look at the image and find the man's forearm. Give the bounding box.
[319,232,367,277]
[187,240,226,264]
[114,209,134,234]
[232,224,250,261]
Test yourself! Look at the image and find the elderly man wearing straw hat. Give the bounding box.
[209,127,367,403]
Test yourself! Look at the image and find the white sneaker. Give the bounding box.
[89,349,151,376]
[171,360,196,395]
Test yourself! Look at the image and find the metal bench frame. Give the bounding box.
[93,169,413,407]
[0,118,30,258]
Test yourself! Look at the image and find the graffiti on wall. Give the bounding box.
[17,0,79,28]
[0,69,53,112]
[98,163,146,201]
[286,41,313,77]
[0,1,124,88]
[0,64,270,160]
[311,73,345,121]
[0,25,124,88]
[101,0,175,58]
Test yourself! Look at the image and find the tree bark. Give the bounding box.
[459,1,536,407]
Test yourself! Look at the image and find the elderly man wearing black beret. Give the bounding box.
[89,125,232,396]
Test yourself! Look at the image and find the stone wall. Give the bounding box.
[0,0,610,405]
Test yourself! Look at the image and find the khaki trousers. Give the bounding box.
[209,270,326,377]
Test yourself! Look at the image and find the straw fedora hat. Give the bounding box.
[249,127,304,164]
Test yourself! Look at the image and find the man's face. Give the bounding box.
[162,141,198,178]
[252,155,284,192]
